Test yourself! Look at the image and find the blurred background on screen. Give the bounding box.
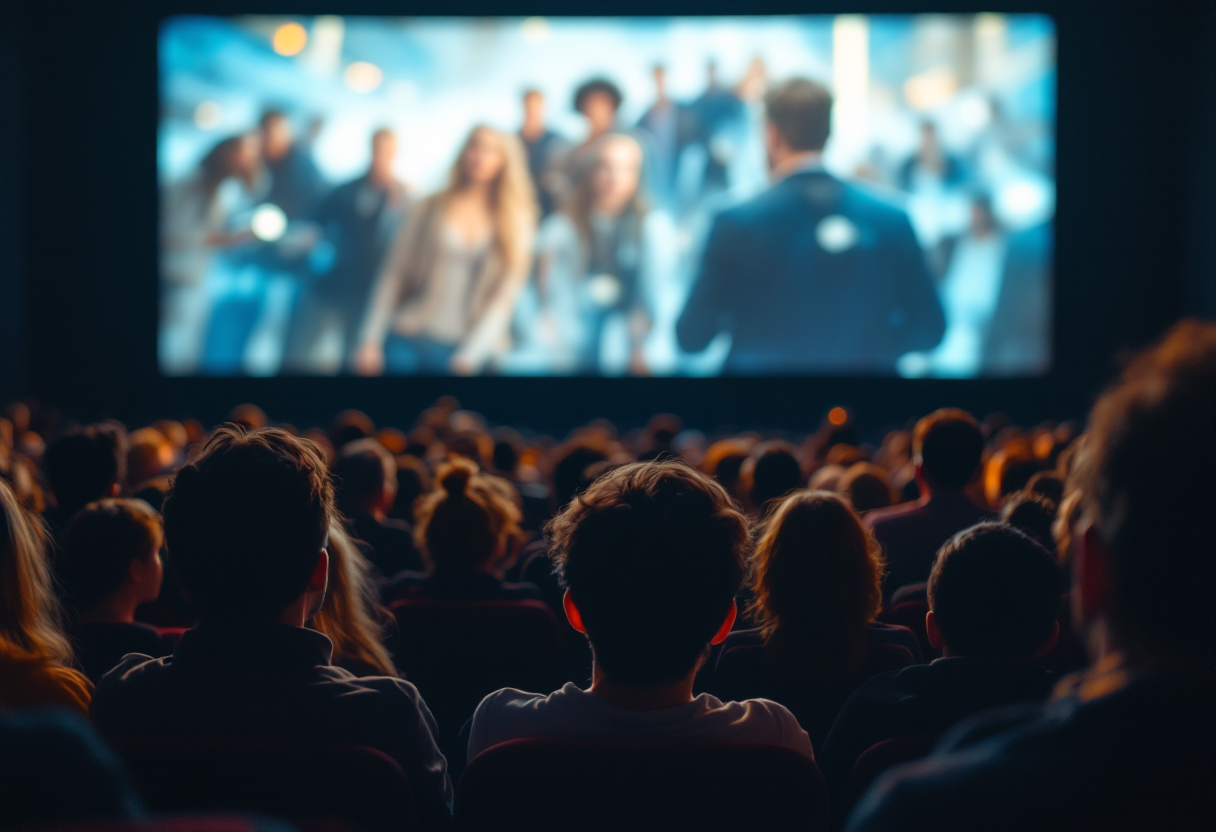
[158,14,1056,378]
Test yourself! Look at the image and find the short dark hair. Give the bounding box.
[573,79,623,115]
[60,499,162,612]
[162,426,332,622]
[1001,492,1057,552]
[928,523,1060,657]
[330,410,375,449]
[1071,320,1216,657]
[547,461,749,686]
[914,409,984,491]
[331,439,394,515]
[839,462,895,513]
[764,78,833,152]
[43,425,127,516]
[1026,471,1065,505]
[744,441,803,510]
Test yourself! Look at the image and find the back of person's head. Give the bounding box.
[751,491,883,680]
[764,78,833,152]
[415,457,521,574]
[551,443,609,512]
[491,429,524,476]
[547,460,749,686]
[1000,492,1057,552]
[743,441,803,512]
[330,410,375,449]
[838,462,895,513]
[312,514,397,677]
[1070,320,1216,659]
[59,499,163,614]
[43,425,127,516]
[126,427,175,488]
[1026,471,1065,506]
[913,408,984,491]
[331,438,395,517]
[0,479,74,666]
[928,523,1059,658]
[391,455,431,523]
[227,404,268,431]
[162,426,332,623]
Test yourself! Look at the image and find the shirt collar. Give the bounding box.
[174,622,335,668]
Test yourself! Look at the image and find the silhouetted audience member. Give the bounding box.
[1025,470,1065,506]
[384,458,540,604]
[468,461,812,761]
[711,492,917,749]
[839,462,896,513]
[0,480,92,716]
[848,320,1216,832]
[58,499,169,683]
[332,438,423,577]
[390,454,432,524]
[867,409,995,600]
[999,492,1058,552]
[89,427,453,830]
[312,515,400,679]
[330,409,376,449]
[741,441,803,515]
[0,708,143,827]
[821,523,1059,815]
[41,424,127,540]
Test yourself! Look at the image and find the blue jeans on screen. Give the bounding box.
[385,334,458,375]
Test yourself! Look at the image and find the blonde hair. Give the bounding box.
[415,457,522,574]
[311,514,398,678]
[444,125,538,274]
[0,479,78,668]
[750,490,885,682]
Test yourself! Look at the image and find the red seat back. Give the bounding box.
[390,599,565,742]
[114,741,417,832]
[455,738,828,832]
[848,734,940,805]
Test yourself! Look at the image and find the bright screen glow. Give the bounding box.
[158,14,1056,378]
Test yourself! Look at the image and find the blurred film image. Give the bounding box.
[158,14,1056,378]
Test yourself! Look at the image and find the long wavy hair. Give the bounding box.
[0,479,77,668]
[749,490,885,682]
[562,133,648,258]
[444,125,537,275]
[311,513,398,678]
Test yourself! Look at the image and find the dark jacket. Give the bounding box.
[70,621,170,684]
[845,663,1216,832]
[90,623,452,831]
[677,170,945,373]
[347,513,424,578]
[382,571,543,605]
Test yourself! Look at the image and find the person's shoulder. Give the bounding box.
[93,652,170,694]
[866,500,924,531]
[468,685,572,760]
[703,695,816,757]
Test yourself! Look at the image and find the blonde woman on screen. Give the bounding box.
[355,126,538,376]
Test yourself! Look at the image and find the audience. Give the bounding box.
[89,427,453,830]
[866,409,995,600]
[741,440,803,515]
[711,491,918,748]
[999,491,1058,552]
[41,423,127,540]
[0,479,93,715]
[821,523,1060,815]
[58,499,169,682]
[384,457,540,603]
[848,320,1216,831]
[332,438,423,576]
[838,462,896,514]
[467,461,813,761]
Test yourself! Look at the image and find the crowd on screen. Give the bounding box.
[161,63,1049,379]
[2,319,1212,830]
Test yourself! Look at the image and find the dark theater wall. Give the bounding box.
[6,0,1216,436]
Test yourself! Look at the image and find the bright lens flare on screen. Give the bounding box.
[344,62,383,93]
[272,22,308,56]
[251,204,288,242]
[522,17,550,44]
[828,407,848,426]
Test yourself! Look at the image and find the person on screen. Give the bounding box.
[518,89,567,218]
[555,79,626,197]
[898,120,966,193]
[691,60,746,198]
[259,109,326,221]
[159,133,261,375]
[676,78,946,374]
[637,64,698,210]
[282,129,411,374]
[355,126,537,376]
[536,134,667,375]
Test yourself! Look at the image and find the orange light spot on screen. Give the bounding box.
[828,407,848,426]
[273,22,308,56]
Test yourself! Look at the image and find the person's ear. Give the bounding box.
[309,549,330,594]
[128,553,163,601]
[1075,523,1110,626]
[926,610,945,651]
[110,482,122,497]
[563,590,586,634]
[709,598,738,646]
[1034,619,1061,658]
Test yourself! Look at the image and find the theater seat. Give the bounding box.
[847,734,940,806]
[152,626,189,651]
[113,741,417,832]
[389,599,565,761]
[455,738,829,832]
[878,600,937,659]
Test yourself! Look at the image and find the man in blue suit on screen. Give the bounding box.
[677,78,946,374]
